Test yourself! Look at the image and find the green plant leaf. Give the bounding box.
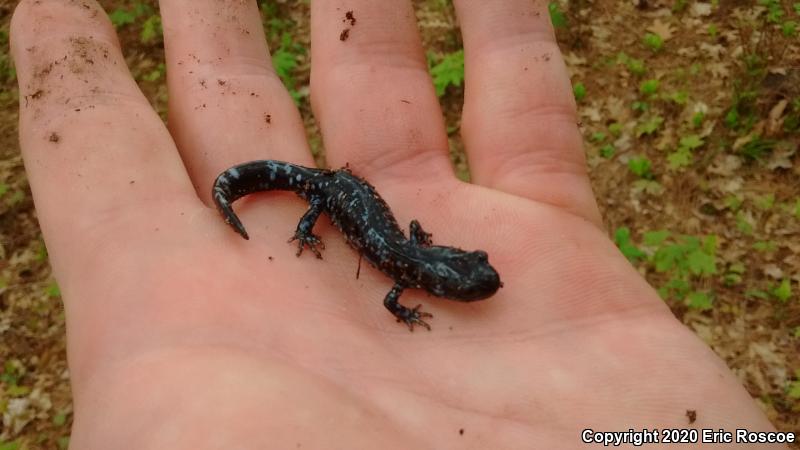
[140,15,163,44]
[728,262,746,274]
[691,111,705,128]
[635,116,663,137]
[643,230,670,246]
[429,49,465,97]
[614,227,645,261]
[753,241,777,252]
[272,48,298,83]
[772,279,792,302]
[687,250,716,276]
[736,211,754,235]
[725,195,742,211]
[643,32,664,51]
[626,58,646,76]
[639,79,659,95]
[788,380,800,399]
[53,412,68,427]
[687,291,713,310]
[628,156,652,178]
[599,144,615,159]
[548,2,567,28]
[108,9,136,28]
[573,82,586,101]
[745,289,770,299]
[663,277,690,299]
[703,235,718,254]
[723,272,742,286]
[679,134,704,150]
[755,194,775,210]
[632,179,664,195]
[46,281,61,298]
[782,20,797,37]
[667,147,692,169]
[668,91,689,105]
[654,245,682,272]
[7,385,30,397]
[591,132,606,142]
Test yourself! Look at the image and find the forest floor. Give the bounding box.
[0,0,798,448]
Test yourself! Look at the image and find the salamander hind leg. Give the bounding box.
[409,220,432,247]
[289,196,326,259]
[383,284,433,331]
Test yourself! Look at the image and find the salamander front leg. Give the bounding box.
[409,219,432,247]
[288,196,325,258]
[383,283,432,331]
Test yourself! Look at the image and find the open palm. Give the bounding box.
[12,0,776,448]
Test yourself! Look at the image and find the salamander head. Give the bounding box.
[419,248,501,301]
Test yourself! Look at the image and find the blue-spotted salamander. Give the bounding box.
[212,160,501,330]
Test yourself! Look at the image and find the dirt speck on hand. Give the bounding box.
[339,28,350,41]
[48,132,60,143]
[344,10,356,26]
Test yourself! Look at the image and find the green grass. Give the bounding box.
[739,135,776,161]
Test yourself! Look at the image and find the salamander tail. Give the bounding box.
[212,184,250,240]
[225,206,250,240]
[212,160,322,241]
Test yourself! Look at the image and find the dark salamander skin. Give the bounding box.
[212,160,501,330]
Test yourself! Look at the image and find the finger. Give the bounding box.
[309,1,454,180]
[454,0,602,226]
[10,0,197,270]
[160,0,311,202]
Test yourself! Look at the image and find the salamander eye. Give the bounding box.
[473,251,488,262]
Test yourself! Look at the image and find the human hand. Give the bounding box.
[11,1,777,448]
